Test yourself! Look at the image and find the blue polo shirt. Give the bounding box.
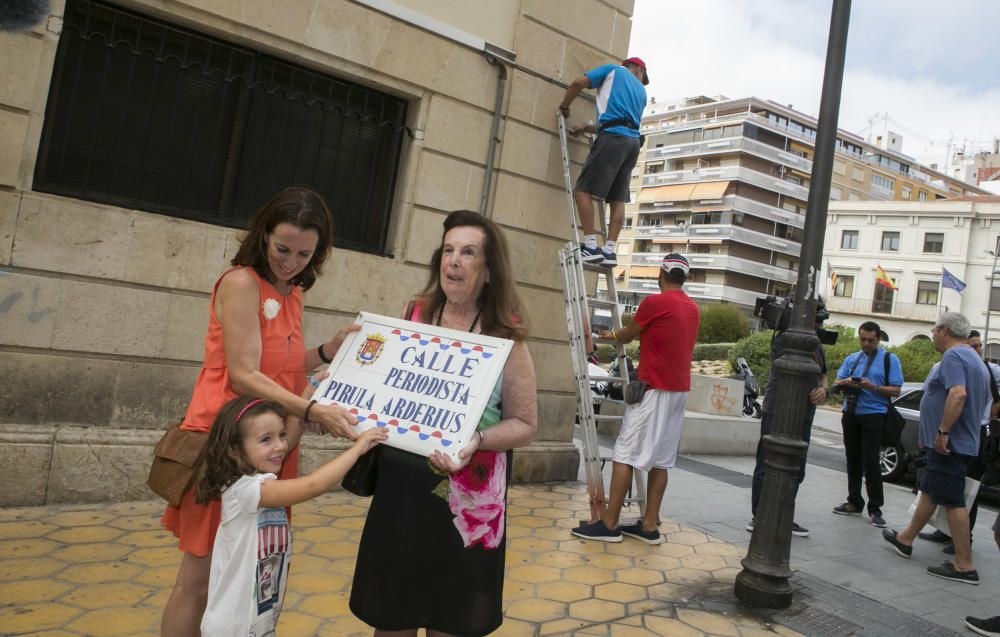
[919,345,989,456]
[836,349,904,416]
[584,64,646,138]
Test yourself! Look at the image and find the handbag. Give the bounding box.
[907,478,981,532]
[147,422,207,506]
[880,352,905,447]
[341,446,380,497]
[624,379,648,405]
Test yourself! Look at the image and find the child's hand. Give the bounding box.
[353,427,388,454]
[302,371,330,399]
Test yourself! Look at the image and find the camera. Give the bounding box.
[753,295,838,345]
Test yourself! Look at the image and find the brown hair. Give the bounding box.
[231,187,333,291]
[193,396,286,504]
[417,210,528,341]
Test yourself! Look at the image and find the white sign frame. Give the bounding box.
[311,312,513,460]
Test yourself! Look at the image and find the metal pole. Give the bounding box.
[735,0,851,609]
[985,237,1000,361]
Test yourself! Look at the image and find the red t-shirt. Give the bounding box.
[633,289,700,392]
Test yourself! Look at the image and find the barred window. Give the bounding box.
[35,0,409,254]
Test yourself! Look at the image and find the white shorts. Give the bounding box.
[612,388,687,471]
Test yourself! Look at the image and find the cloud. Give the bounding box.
[629,0,1000,167]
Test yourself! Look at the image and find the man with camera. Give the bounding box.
[747,296,832,538]
[882,312,988,585]
[832,321,903,528]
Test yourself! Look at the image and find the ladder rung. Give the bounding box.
[582,262,615,272]
[586,298,616,310]
[594,414,623,422]
[598,375,625,384]
[592,337,618,345]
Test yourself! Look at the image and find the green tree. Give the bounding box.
[698,304,750,344]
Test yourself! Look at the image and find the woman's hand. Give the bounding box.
[310,403,359,440]
[325,324,361,360]
[429,432,481,473]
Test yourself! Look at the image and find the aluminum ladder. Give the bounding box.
[557,112,646,523]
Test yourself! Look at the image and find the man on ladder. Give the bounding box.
[558,57,649,268]
[572,254,700,544]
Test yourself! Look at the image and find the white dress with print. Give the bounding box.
[202,474,291,637]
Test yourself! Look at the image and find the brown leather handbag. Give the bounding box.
[147,422,207,506]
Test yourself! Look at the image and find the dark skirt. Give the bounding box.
[350,445,510,636]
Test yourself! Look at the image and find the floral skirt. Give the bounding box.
[350,445,510,637]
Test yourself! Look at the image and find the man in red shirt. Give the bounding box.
[573,254,700,544]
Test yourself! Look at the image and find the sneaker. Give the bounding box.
[745,518,755,532]
[965,615,1000,636]
[881,529,912,558]
[599,249,617,267]
[926,561,979,585]
[918,529,951,543]
[832,502,861,516]
[580,243,604,263]
[870,512,887,528]
[620,522,664,545]
[571,519,623,543]
[791,522,810,538]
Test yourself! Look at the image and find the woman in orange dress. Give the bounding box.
[159,187,358,636]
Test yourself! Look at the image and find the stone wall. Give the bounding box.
[0,0,635,505]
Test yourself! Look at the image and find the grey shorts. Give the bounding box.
[574,133,641,203]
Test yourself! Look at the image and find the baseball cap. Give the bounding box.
[622,57,650,85]
[661,253,689,275]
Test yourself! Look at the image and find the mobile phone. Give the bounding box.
[850,376,862,382]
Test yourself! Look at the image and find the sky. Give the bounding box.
[628,0,1000,170]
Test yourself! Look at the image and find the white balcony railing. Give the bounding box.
[628,252,797,284]
[825,295,941,322]
[639,194,805,229]
[621,281,761,308]
[645,136,813,173]
[641,165,810,200]
[632,223,801,257]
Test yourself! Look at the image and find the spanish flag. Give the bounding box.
[827,260,837,291]
[875,263,898,291]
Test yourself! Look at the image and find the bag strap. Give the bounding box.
[403,300,418,321]
[984,359,1000,405]
[882,351,893,407]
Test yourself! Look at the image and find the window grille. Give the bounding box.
[35,0,409,254]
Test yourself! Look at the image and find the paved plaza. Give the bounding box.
[0,483,804,637]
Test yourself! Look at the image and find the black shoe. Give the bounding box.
[832,502,861,516]
[943,541,955,555]
[791,522,810,538]
[870,512,887,528]
[927,561,979,585]
[881,529,912,558]
[571,519,623,543]
[620,522,664,545]
[918,529,951,543]
[966,616,1000,636]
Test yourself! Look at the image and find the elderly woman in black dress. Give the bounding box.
[350,210,538,636]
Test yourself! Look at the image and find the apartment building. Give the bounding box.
[610,96,987,315]
[822,197,1000,358]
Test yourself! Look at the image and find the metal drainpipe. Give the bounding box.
[480,53,508,218]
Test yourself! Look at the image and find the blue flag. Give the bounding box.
[941,267,966,293]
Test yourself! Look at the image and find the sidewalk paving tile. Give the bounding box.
[0,482,870,636]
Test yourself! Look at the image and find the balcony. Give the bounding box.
[640,194,804,228]
[629,253,797,285]
[642,165,810,200]
[622,279,760,307]
[825,295,941,322]
[646,136,813,173]
[632,223,801,257]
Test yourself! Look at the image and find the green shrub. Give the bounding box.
[729,330,775,391]
[697,304,750,344]
[888,338,940,383]
[693,342,734,361]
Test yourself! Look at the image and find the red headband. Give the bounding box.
[236,399,267,424]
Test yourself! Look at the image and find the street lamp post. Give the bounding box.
[985,239,1000,361]
[734,0,851,609]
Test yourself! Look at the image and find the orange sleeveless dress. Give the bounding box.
[161,266,307,557]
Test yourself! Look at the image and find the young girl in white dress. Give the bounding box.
[193,395,386,637]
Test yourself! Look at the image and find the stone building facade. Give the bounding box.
[0,0,635,505]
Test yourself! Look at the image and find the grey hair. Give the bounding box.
[935,312,971,339]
